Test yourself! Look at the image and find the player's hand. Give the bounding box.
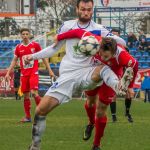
[23,54,33,64]
[127,88,135,98]
[48,70,55,78]
[53,35,58,47]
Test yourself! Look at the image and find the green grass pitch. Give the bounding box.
[0,98,150,150]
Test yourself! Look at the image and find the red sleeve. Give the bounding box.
[118,50,138,88]
[57,28,101,41]
[34,42,42,52]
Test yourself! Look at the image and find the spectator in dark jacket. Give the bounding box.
[138,38,148,51]
[127,32,137,48]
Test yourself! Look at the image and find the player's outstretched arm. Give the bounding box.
[23,41,64,62]
[57,29,94,41]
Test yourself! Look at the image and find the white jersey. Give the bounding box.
[57,19,110,73]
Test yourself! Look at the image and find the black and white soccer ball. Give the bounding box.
[78,36,100,56]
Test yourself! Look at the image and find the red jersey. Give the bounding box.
[57,28,138,88]
[14,41,42,76]
[94,45,138,88]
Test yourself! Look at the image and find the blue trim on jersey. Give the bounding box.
[57,23,64,34]
[106,32,114,37]
[90,30,101,36]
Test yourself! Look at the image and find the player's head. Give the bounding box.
[99,37,117,61]
[76,0,94,23]
[20,28,30,42]
[111,28,120,36]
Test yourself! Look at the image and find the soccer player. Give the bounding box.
[110,28,134,123]
[23,1,133,150]
[5,28,55,123]
[54,28,138,150]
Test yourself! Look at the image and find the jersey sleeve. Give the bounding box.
[57,28,101,41]
[118,50,138,88]
[35,42,42,52]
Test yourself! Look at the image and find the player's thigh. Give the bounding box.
[85,87,99,105]
[98,83,116,105]
[29,74,39,90]
[20,76,30,93]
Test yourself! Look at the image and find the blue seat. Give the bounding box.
[135,52,142,57]
[50,63,55,69]
[129,47,137,51]
[143,52,149,57]
[56,62,60,68]
[146,57,150,63]
[142,63,150,69]
[129,51,136,56]
[138,57,146,63]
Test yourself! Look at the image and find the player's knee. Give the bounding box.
[95,109,105,118]
[96,103,107,117]
[31,90,38,98]
[36,106,47,116]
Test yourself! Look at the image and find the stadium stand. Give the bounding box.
[0,39,21,69]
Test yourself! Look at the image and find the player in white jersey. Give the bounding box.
[25,1,129,150]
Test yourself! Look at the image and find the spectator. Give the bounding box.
[141,73,150,103]
[111,28,120,37]
[138,31,146,42]
[127,32,137,48]
[147,40,150,51]
[138,38,148,51]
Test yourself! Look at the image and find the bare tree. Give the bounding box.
[37,0,76,27]
[136,12,150,34]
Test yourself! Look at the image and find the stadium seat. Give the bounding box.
[135,52,142,58]
[146,57,150,63]
[129,47,137,51]
[130,51,136,56]
[138,57,146,63]
[143,52,149,57]
[50,63,55,69]
[142,63,150,69]
[56,62,60,69]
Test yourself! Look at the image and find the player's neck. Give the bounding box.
[22,40,30,45]
[77,20,91,29]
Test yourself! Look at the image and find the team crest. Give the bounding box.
[128,60,132,66]
[107,61,112,66]
[31,48,35,53]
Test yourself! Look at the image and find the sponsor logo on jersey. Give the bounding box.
[20,50,24,53]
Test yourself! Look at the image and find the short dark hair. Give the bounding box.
[101,37,117,54]
[111,28,120,34]
[76,0,94,7]
[20,28,30,34]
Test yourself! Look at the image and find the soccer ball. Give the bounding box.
[78,36,100,56]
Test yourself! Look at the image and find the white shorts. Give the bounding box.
[45,66,102,104]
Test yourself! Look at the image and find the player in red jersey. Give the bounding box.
[5,28,55,123]
[54,28,138,150]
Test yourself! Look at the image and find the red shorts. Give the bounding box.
[20,75,39,93]
[85,83,116,105]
